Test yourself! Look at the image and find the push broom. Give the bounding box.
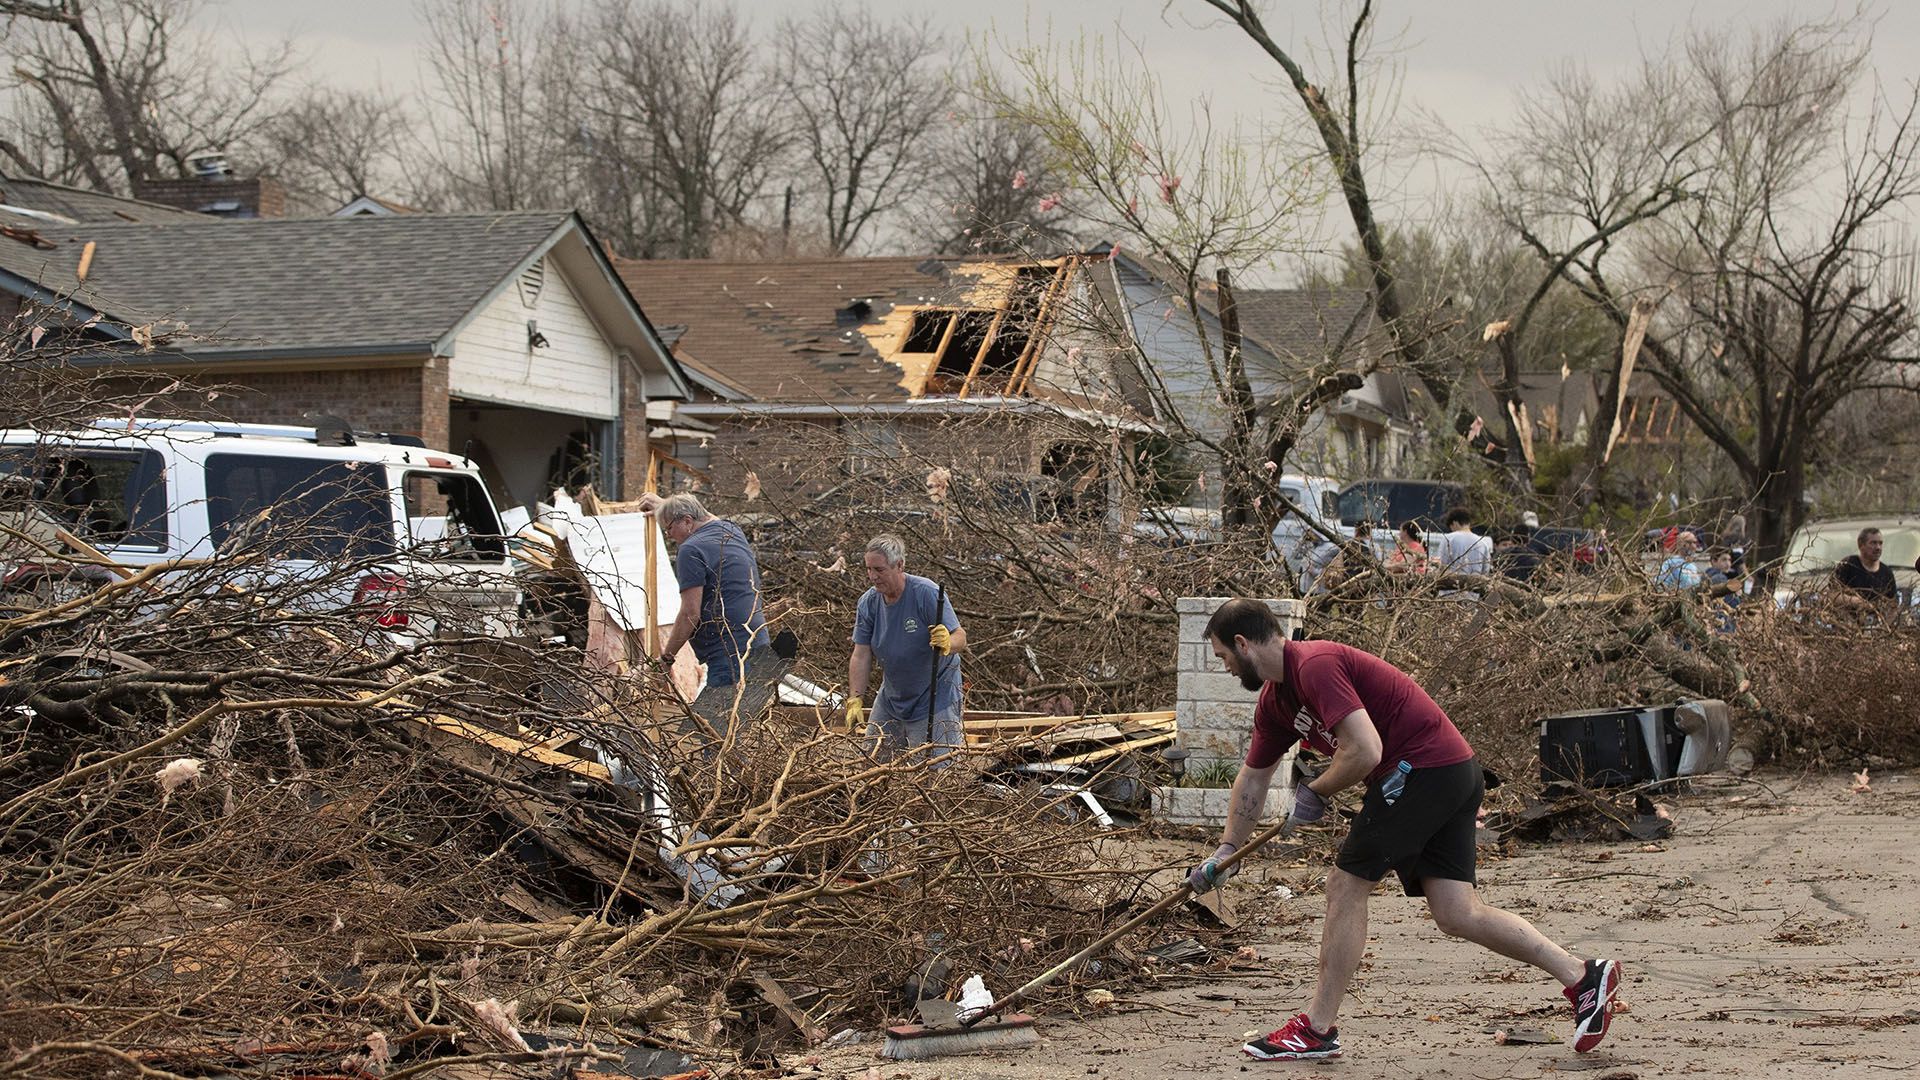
[881,813,1303,1060]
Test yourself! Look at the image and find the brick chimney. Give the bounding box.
[131,154,286,219]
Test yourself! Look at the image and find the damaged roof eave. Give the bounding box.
[674,395,1161,435]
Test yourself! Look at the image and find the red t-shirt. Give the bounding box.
[1244,640,1473,783]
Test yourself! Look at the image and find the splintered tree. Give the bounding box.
[977,35,1352,535]
[1487,16,1920,568]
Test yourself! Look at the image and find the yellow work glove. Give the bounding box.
[929,624,952,655]
[845,697,865,728]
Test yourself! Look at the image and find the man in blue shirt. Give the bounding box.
[643,492,771,734]
[847,533,965,765]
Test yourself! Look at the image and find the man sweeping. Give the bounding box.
[1188,599,1621,1061]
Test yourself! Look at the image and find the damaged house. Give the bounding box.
[1089,247,1419,495]
[0,181,689,507]
[616,253,1155,522]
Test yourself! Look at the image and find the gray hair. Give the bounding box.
[865,533,906,567]
[655,492,712,527]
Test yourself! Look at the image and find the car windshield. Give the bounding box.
[1783,523,1920,576]
[1338,483,1459,528]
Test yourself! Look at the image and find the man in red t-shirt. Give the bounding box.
[1186,599,1620,1062]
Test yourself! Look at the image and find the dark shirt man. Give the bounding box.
[1834,527,1896,603]
[643,492,769,692]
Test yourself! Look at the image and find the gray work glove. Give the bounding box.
[1187,841,1239,894]
[1288,783,1328,826]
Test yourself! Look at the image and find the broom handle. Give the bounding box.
[966,813,1300,1027]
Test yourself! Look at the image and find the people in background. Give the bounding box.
[1703,546,1741,630]
[1429,508,1492,599]
[1656,530,1702,590]
[1833,527,1897,608]
[1385,522,1428,575]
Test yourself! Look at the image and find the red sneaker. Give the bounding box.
[1242,1012,1342,1060]
[1565,957,1621,1052]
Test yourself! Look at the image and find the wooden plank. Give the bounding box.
[1009,259,1076,396]
[402,708,612,782]
[750,970,824,1046]
[1044,731,1176,768]
[962,710,1176,732]
[956,305,1011,399]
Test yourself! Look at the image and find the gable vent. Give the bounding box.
[517,258,546,307]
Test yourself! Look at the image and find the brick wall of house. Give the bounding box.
[93,364,444,443]
[620,365,646,500]
[694,412,1068,505]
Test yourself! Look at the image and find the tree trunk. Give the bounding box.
[1216,267,1261,532]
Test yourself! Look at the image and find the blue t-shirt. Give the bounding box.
[674,518,767,687]
[854,574,961,720]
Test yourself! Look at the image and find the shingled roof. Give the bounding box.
[0,173,206,225]
[616,255,1033,402]
[0,211,578,356]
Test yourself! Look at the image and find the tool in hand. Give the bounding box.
[880,812,1304,1060]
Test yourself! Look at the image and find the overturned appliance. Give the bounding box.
[1538,699,1732,789]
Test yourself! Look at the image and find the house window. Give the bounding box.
[518,258,546,308]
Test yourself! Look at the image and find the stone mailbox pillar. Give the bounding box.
[1152,597,1307,827]
[1174,596,1306,769]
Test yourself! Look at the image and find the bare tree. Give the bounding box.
[260,87,407,211]
[914,109,1081,255]
[414,0,567,211]
[0,0,296,190]
[586,0,786,258]
[1492,16,1920,569]
[978,36,1341,533]
[775,2,950,254]
[1196,0,1455,419]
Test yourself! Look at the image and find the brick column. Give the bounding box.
[1175,596,1305,772]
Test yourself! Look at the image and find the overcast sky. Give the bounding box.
[216,0,1920,264]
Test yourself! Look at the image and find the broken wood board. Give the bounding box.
[749,970,824,1046]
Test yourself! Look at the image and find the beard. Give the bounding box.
[1231,645,1264,691]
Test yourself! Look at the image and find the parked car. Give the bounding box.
[1496,525,1605,580]
[1268,473,1343,572]
[1772,514,1920,610]
[1133,505,1220,547]
[0,418,519,638]
[1336,479,1466,533]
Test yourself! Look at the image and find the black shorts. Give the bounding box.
[1335,758,1483,897]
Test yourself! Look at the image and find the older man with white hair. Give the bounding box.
[639,491,773,733]
[847,533,966,765]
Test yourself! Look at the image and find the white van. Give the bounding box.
[0,418,519,638]
[1269,473,1343,572]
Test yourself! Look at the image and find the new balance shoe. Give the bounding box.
[1242,1013,1342,1060]
[1564,957,1621,1052]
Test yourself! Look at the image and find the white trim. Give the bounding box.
[674,395,1158,434]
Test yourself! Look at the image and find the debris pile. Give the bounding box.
[0,518,1216,1078]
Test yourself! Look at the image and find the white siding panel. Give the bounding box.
[450,260,620,420]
